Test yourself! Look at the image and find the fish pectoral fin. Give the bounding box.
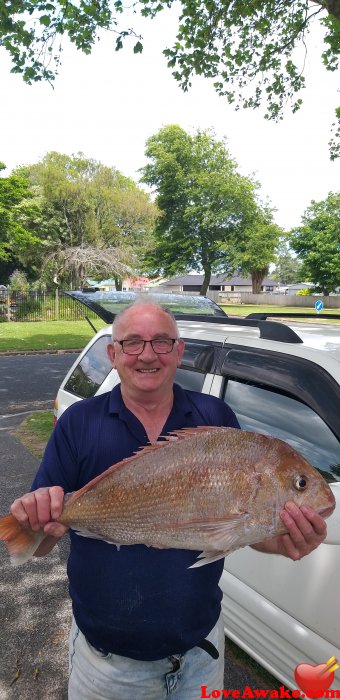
[182,514,249,555]
[189,516,249,568]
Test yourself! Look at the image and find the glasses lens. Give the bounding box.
[122,340,144,354]
[120,339,175,354]
[151,339,174,353]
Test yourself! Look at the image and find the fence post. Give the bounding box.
[55,286,59,321]
[6,292,11,321]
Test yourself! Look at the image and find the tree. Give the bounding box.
[0,163,42,279]
[290,192,340,295]
[15,152,157,287]
[45,245,136,290]
[271,240,303,285]
[8,269,30,292]
[141,125,258,295]
[1,2,340,156]
[237,211,283,293]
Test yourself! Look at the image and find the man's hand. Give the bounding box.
[252,501,327,560]
[10,486,67,539]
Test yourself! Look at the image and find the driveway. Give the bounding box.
[0,353,79,415]
[0,414,71,700]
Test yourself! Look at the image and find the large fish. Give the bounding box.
[0,427,335,566]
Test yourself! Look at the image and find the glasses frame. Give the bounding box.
[114,338,178,355]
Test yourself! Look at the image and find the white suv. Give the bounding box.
[55,291,340,690]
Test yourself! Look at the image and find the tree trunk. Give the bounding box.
[251,268,268,294]
[324,0,340,22]
[115,277,122,291]
[200,267,212,296]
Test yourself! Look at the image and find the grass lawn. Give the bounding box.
[220,304,340,322]
[0,319,107,352]
[0,306,339,353]
[16,411,54,459]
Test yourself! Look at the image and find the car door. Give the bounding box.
[215,343,340,688]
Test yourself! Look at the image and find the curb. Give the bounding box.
[0,348,82,356]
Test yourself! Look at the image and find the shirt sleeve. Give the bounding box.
[31,411,80,493]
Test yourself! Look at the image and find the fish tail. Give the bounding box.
[0,514,47,566]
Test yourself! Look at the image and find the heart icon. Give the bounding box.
[294,661,337,698]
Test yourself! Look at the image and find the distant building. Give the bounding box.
[85,277,163,292]
[159,274,279,294]
[284,282,314,295]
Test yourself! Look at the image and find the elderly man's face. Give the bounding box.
[107,305,185,398]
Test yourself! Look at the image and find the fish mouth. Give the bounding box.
[319,503,336,519]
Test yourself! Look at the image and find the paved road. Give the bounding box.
[0,353,79,416]
[0,353,282,699]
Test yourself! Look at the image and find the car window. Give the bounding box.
[64,335,112,399]
[175,367,206,392]
[64,291,226,322]
[223,379,340,482]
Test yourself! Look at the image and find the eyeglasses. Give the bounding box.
[114,338,178,355]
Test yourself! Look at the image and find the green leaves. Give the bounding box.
[290,192,340,294]
[1,0,339,157]
[10,151,158,287]
[141,125,260,291]
[133,40,143,54]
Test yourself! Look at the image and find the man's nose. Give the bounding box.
[138,341,158,358]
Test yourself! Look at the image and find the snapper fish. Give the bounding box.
[0,427,335,566]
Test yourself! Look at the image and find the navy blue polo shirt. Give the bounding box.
[32,384,240,660]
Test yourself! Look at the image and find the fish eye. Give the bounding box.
[294,474,308,491]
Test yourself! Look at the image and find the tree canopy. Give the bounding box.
[1,1,339,156]
[236,211,283,293]
[2,152,157,287]
[0,163,42,278]
[290,192,340,295]
[141,124,262,294]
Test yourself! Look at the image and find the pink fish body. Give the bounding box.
[0,427,335,566]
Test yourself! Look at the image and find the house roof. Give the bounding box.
[159,274,278,287]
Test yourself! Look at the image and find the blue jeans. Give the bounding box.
[68,615,225,699]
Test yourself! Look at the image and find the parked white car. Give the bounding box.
[55,291,340,690]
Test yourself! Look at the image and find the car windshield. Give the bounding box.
[63,290,227,322]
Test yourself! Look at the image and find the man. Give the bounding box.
[10,301,327,699]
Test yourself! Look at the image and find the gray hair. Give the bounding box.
[111,296,179,340]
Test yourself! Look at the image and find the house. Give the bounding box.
[284,282,314,295]
[159,275,280,294]
[85,277,163,292]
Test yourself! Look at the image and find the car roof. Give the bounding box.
[90,316,340,371]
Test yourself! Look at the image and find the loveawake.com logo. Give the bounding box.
[200,688,340,699]
[201,655,339,700]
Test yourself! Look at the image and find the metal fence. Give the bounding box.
[0,290,99,322]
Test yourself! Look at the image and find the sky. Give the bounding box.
[1,6,340,231]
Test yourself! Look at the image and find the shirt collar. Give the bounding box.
[108,383,193,422]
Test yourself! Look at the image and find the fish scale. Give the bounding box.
[0,426,335,566]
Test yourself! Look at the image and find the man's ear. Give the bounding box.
[107,343,116,368]
[176,338,185,366]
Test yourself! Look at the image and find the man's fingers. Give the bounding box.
[49,486,65,520]
[11,491,40,530]
[279,501,327,560]
[10,487,65,532]
[278,534,301,561]
[43,522,68,538]
[300,504,328,536]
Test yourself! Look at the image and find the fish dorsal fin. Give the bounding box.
[65,441,170,505]
[65,426,228,507]
[166,426,230,440]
